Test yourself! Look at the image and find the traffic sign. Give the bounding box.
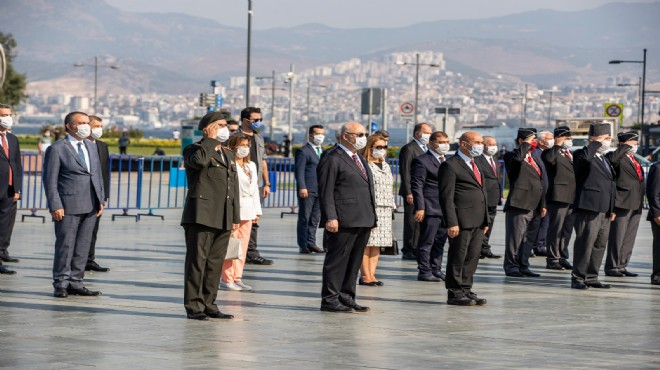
[400,102,414,115]
[605,103,624,125]
[371,121,379,133]
[435,107,461,115]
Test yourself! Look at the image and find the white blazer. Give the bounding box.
[237,160,262,221]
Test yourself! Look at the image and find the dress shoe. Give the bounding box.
[246,256,274,265]
[66,287,102,296]
[85,261,110,272]
[298,247,311,254]
[481,251,501,259]
[571,280,589,290]
[342,301,370,312]
[0,255,19,263]
[447,297,476,306]
[0,265,16,274]
[53,288,68,298]
[308,245,325,253]
[651,278,660,286]
[520,269,541,277]
[605,270,624,277]
[533,248,547,257]
[417,274,442,282]
[187,312,209,321]
[401,251,416,261]
[375,281,384,286]
[205,311,234,319]
[546,262,565,270]
[432,271,446,281]
[505,271,525,277]
[622,269,638,277]
[466,292,487,305]
[320,302,353,313]
[559,260,573,270]
[586,281,611,289]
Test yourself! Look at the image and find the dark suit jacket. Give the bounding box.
[531,148,548,197]
[317,146,377,228]
[94,139,110,202]
[503,142,545,212]
[475,154,502,207]
[438,154,489,229]
[411,151,443,216]
[398,140,425,197]
[541,145,576,205]
[181,138,240,230]
[573,142,616,215]
[0,131,22,194]
[646,162,660,221]
[295,143,321,193]
[606,145,645,211]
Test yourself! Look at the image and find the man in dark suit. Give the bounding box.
[318,122,376,313]
[181,112,239,320]
[439,131,489,306]
[398,123,432,260]
[646,161,660,286]
[541,126,575,270]
[605,132,645,277]
[526,130,552,257]
[43,112,105,297]
[85,116,110,272]
[295,125,326,254]
[503,128,546,277]
[571,123,616,290]
[0,103,21,274]
[476,136,502,259]
[411,131,450,282]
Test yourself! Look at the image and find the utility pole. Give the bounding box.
[245,0,253,107]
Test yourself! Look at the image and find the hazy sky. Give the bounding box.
[105,0,659,29]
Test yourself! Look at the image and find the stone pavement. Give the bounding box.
[1,208,659,369]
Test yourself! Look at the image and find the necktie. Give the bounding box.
[422,144,427,152]
[316,146,321,158]
[598,155,612,176]
[0,132,11,186]
[471,160,482,186]
[628,154,643,181]
[526,154,541,176]
[564,149,572,161]
[352,154,367,178]
[77,142,88,171]
[489,157,497,176]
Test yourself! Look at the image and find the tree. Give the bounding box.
[0,32,27,106]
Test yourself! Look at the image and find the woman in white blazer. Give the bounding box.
[220,133,262,291]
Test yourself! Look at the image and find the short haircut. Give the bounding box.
[308,124,324,134]
[373,129,390,139]
[64,111,89,128]
[227,120,239,126]
[413,123,430,134]
[0,103,11,110]
[430,131,448,141]
[240,107,261,121]
[89,115,103,123]
[340,123,350,136]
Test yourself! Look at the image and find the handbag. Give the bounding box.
[381,238,400,256]
[225,236,243,260]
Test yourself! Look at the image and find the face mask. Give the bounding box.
[250,120,262,130]
[90,127,103,140]
[216,127,230,142]
[627,145,638,155]
[419,133,431,145]
[44,133,50,137]
[352,135,367,150]
[312,134,325,145]
[76,124,91,139]
[546,139,555,148]
[0,116,13,129]
[236,147,251,158]
[598,140,611,153]
[436,143,450,155]
[529,141,538,150]
[562,140,573,149]
[486,146,498,156]
[465,142,483,157]
[372,148,386,159]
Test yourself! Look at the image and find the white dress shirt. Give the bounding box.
[67,134,90,171]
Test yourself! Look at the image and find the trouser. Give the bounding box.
[546,202,572,263]
[416,216,447,275]
[221,220,252,283]
[87,214,102,263]
[0,187,17,258]
[119,146,127,154]
[183,223,230,315]
[481,206,497,254]
[533,211,549,251]
[503,207,537,273]
[53,210,97,289]
[321,227,371,305]
[651,221,660,281]
[401,201,420,255]
[572,210,610,283]
[445,227,483,298]
[605,208,642,273]
[247,186,264,259]
[296,192,321,249]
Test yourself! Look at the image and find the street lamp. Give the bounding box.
[540,88,558,126]
[245,0,253,107]
[395,53,442,124]
[306,79,327,121]
[617,77,642,126]
[74,56,119,114]
[609,48,648,153]
[283,64,295,141]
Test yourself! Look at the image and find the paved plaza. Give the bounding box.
[1,207,659,369]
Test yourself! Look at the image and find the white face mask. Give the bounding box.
[546,139,555,148]
[236,147,250,159]
[419,133,431,145]
[352,135,367,150]
[0,116,13,129]
[216,127,230,142]
[90,127,103,140]
[627,145,638,155]
[562,140,573,149]
[76,124,91,139]
[598,140,611,153]
[312,134,325,145]
[371,148,386,159]
[436,143,450,155]
[465,142,484,157]
[486,146,498,156]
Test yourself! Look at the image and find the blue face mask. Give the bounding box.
[250,120,263,130]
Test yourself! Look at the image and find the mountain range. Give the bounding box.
[1,0,659,94]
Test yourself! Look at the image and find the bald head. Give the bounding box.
[340,121,366,153]
[459,131,484,158]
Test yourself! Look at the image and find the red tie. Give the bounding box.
[352,154,367,178]
[471,160,482,186]
[526,154,541,177]
[628,154,643,181]
[489,157,497,176]
[0,132,11,186]
[564,149,572,161]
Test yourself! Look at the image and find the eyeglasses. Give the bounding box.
[346,132,368,138]
[373,145,388,150]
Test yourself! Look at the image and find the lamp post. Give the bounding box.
[395,53,442,125]
[540,88,557,126]
[610,48,647,153]
[284,64,295,141]
[306,79,327,121]
[245,0,253,107]
[74,56,119,114]
[617,77,642,126]
[511,84,532,126]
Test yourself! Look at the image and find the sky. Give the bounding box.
[105,0,659,29]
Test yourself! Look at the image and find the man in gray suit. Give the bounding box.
[43,112,105,298]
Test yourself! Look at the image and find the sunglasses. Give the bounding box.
[373,145,388,150]
[346,132,368,138]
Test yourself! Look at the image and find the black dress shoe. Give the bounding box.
[546,263,565,270]
[432,271,446,281]
[85,261,110,272]
[417,274,442,282]
[651,279,660,286]
[375,281,384,286]
[482,251,501,259]
[533,248,547,257]
[342,301,370,312]
[466,292,487,305]
[298,247,311,254]
[187,312,209,321]
[505,271,525,277]
[447,297,476,306]
[605,270,624,277]
[401,252,416,260]
[520,269,541,277]
[622,269,638,277]
[586,281,611,289]
[559,260,573,269]
[0,255,19,263]
[571,280,589,290]
[308,245,325,253]
[358,279,378,286]
[0,265,16,274]
[66,287,102,296]
[53,288,68,298]
[247,256,274,265]
[320,302,353,313]
[205,311,234,319]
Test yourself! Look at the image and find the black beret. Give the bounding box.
[198,111,227,130]
[617,131,639,142]
[517,128,536,140]
[588,123,610,136]
[554,126,571,138]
